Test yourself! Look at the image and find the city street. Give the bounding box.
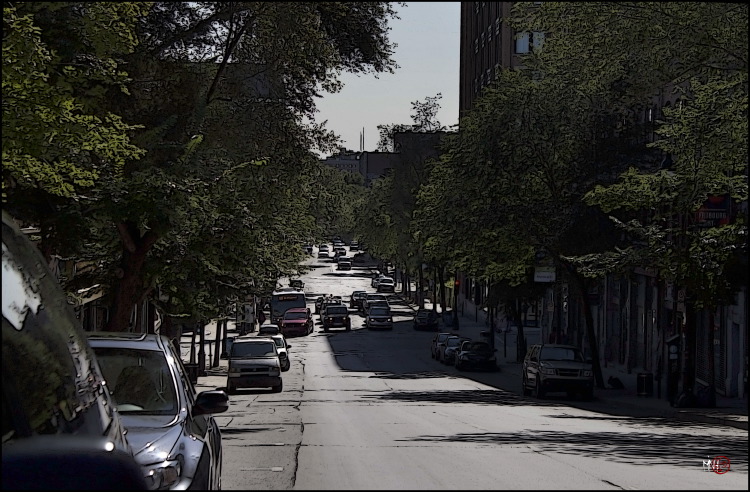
[191,249,748,490]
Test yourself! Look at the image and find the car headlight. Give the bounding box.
[540,367,556,375]
[229,367,241,374]
[387,318,392,322]
[459,354,468,360]
[269,368,281,376]
[583,370,593,377]
[144,458,182,490]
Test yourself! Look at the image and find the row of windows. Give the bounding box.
[474,27,545,55]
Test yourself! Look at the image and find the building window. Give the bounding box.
[474,38,478,54]
[486,68,492,83]
[495,18,500,36]
[515,31,545,54]
[487,24,492,42]
[481,32,485,48]
[475,2,479,14]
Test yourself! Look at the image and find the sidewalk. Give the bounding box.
[395,292,747,431]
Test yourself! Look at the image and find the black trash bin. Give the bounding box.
[637,372,653,397]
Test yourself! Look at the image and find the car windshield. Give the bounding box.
[327,307,348,315]
[284,311,308,320]
[446,338,462,347]
[369,308,389,316]
[92,347,178,415]
[540,347,584,362]
[467,342,491,353]
[232,342,277,358]
[272,338,285,348]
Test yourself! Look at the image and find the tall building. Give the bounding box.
[460,2,537,114]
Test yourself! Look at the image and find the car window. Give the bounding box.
[93,347,178,414]
[369,307,390,316]
[540,347,583,362]
[232,342,277,358]
[284,311,308,320]
[327,307,348,315]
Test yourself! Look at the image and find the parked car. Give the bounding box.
[349,241,359,251]
[376,277,395,292]
[438,335,470,365]
[413,308,440,331]
[337,258,352,270]
[318,246,330,258]
[2,211,147,490]
[88,332,229,490]
[290,278,305,289]
[258,323,281,336]
[225,337,283,394]
[280,307,313,337]
[365,306,393,330]
[431,332,453,359]
[350,290,367,309]
[321,304,352,331]
[522,344,594,400]
[455,340,498,371]
[371,274,391,288]
[270,334,292,371]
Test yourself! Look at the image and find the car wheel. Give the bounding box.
[455,361,463,370]
[522,375,531,396]
[582,388,594,401]
[534,378,545,399]
[272,381,283,393]
[227,382,237,395]
[346,324,351,331]
[324,326,329,332]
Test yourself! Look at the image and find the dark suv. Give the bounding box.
[522,344,594,400]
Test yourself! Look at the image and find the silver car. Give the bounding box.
[227,337,283,393]
[88,332,229,490]
[270,334,292,371]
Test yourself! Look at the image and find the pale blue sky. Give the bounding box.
[313,2,460,156]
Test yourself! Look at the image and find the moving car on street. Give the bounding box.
[522,344,594,400]
[280,307,313,337]
[365,306,393,330]
[226,337,284,394]
[413,308,440,331]
[321,304,352,331]
[350,290,367,310]
[88,332,229,490]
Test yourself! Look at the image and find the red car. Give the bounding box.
[280,307,313,337]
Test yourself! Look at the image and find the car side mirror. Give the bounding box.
[194,390,229,416]
[286,345,292,349]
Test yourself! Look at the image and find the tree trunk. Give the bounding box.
[569,270,605,389]
[438,266,446,311]
[418,263,425,309]
[105,221,159,332]
[212,319,224,368]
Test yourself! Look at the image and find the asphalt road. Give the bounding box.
[207,248,748,490]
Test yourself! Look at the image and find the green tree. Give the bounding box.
[5,2,401,333]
